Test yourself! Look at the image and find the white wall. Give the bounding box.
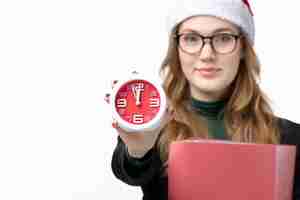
[0,1,299,199]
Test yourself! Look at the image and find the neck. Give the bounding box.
[190,92,224,102]
[190,86,231,102]
[190,97,228,120]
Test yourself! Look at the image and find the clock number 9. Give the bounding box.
[117,98,127,108]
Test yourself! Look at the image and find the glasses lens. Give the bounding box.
[213,34,237,54]
[179,33,203,54]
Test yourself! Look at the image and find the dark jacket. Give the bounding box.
[111,118,300,200]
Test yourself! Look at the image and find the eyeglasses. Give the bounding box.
[175,32,241,55]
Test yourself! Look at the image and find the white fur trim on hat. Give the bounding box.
[166,0,255,45]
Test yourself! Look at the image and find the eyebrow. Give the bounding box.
[179,27,239,35]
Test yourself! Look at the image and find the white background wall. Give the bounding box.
[0,1,299,199]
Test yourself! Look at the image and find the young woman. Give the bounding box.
[108,0,300,199]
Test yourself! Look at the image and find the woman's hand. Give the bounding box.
[105,80,173,158]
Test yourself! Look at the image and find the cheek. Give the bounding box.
[179,50,194,75]
[222,56,241,79]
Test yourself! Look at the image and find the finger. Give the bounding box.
[104,93,110,104]
[111,120,129,141]
[111,80,118,89]
[112,121,143,143]
[112,119,132,135]
[112,119,118,129]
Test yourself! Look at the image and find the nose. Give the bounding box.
[199,39,216,61]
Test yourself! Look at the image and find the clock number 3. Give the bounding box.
[149,98,160,107]
[133,114,144,124]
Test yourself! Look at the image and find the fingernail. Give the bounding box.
[112,120,119,129]
[112,122,118,129]
[113,80,118,84]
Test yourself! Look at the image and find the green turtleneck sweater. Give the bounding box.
[190,97,227,140]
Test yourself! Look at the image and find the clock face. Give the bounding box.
[114,79,161,125]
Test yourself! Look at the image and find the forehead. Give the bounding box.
[178,15,240,34]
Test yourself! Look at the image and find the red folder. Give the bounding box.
[168,139,296,200]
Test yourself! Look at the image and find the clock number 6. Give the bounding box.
[133,114,144,124]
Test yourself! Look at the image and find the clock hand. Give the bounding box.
[131,84,144,106]
[131,85,140,106]
[131,85,137,100]
[136,89,141,106]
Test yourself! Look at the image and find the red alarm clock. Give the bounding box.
[111,73,167,132]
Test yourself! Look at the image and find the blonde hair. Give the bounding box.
[156,23,280,165]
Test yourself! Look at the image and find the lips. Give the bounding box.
[194,67,221,78]
[198,68,216,72]
[195,67,221,72]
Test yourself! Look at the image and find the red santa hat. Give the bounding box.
[166,0,255,45]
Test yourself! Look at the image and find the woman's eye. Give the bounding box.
[183,34,200,43]
[218,34,233,42]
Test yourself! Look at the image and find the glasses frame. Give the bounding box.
[174,32,242,55]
